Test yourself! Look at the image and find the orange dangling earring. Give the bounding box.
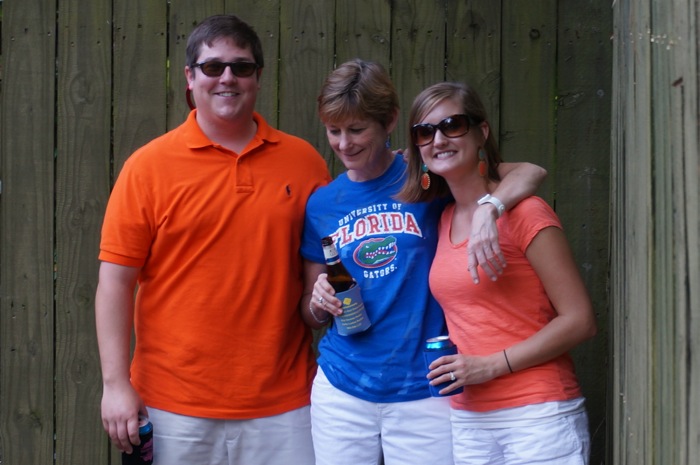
[420,163,431,190]
[478,148,487,177]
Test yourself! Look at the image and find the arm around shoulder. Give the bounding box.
[490,162,547,211]
[466,162,547,282]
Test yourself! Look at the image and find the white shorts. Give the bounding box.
[147,405,314,465]
[311,367,453,465]
[451,400,590,465]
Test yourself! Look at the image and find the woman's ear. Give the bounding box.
[386,108,400,134]
[479,121,490,142]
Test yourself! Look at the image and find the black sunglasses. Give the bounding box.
[411,114,474,147]
[191,61,259,78]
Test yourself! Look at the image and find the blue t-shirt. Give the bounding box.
[301,154,448,402]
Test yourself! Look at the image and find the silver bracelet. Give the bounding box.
[309,304,330,324]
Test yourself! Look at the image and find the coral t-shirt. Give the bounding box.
[429,197,582,412]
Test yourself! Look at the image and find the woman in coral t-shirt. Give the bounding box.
[398,81,598,465]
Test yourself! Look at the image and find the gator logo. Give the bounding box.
[353,236,397,268]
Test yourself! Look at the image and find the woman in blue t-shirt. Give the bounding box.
[299,59,546,465]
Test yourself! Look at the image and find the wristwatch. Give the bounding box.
[477,194,506,218]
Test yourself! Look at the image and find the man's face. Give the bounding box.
[185,37,261,126]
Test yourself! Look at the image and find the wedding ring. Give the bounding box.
[318,297,324,304]
[449,371,456,381]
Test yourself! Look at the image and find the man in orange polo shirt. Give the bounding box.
[95,14,330,465]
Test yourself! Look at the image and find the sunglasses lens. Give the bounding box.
[198,62,258,77]
[231,62,258,77]
[441,115,470,137]
[411,125,436,146]
[199,62,226,77]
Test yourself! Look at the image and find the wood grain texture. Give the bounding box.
[0,1,57,464]
[279,0,334,158]
[54,0,113,463]
[446,0,502,136]
[391,0,445,150]
[610,0,700,464]
[500,0,557,200]
[555,3,612,462]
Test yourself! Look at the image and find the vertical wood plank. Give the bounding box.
[167,0,225,131]
[555,3,612,463]
[391,0,446,150]
[113,1,168,171]
[54,0,113,463]
[335,0,391,65]
[278,0,334,155]
[446,0,502,137]
[611,0,655,463]
[227,0,282,126]
[0,1,56,464]
[624,0,654,461]
[500,1,557,198]
[610,2,630,460]
[650,2,682,464]
[610,3,628,461]
[331,0,392,173]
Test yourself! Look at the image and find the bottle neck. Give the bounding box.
[322,243,341,265]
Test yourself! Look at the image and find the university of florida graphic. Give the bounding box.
[328,202,423,280]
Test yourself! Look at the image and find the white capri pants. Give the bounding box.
[311,367,453,465]
[451,399,590,465]
[146,405,314,465]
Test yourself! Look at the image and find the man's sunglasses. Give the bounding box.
[410,114,475,147]
[191,61,259,78]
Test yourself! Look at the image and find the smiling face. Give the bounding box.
[417,98,489,182]
[185,37,261,127]
[324,113,397,182]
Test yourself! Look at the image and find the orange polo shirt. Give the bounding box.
[99,111,331,419]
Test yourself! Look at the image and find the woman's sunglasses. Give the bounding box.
[410,114,474,147]
[191,61,259,78]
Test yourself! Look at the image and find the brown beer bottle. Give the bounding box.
[320,236,371,335]
[321,236,356,292]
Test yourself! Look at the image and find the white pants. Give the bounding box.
[147,406,314,465]
[451,403,590,465]
[311,367,453,465]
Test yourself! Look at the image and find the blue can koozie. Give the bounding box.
[334,285,371,336]
[423,336,464,397]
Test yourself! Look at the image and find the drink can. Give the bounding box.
[423,336,464,397]
[122,416,153,465]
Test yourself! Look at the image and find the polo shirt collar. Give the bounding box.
[183,110,281,150]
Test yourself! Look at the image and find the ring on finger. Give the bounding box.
[449,371,456,381]
[318,297,324,304]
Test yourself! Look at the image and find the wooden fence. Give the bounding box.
[610,0,700,464]
[0,1,612,463]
